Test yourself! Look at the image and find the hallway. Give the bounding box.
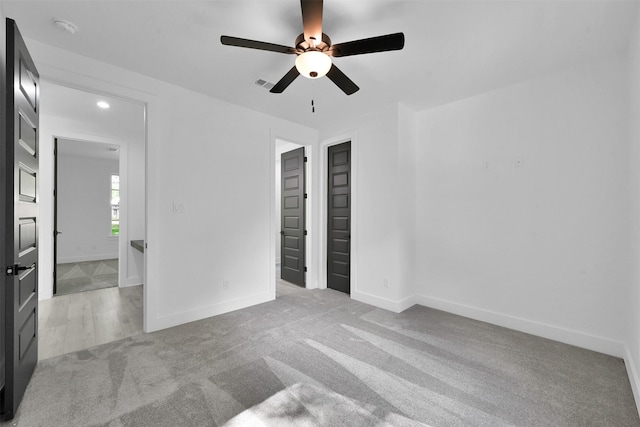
[38,285,143,360]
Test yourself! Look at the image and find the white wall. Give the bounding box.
[152,88,316,329]
[397,104,419,304]
[414,55,630,357]
[319,103,417,311]
[57,152,118,263]
[627,3,640,413]
[27,39,318,332]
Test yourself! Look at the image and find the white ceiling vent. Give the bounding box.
[254,79,275,90]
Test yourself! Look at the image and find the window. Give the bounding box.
[111,174,120,236]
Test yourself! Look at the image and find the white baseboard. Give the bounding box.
[57,254,118,264]
[120,277,142,287]
[305,278,318,289]
[624,344,640,419]
[415,294,625,358]
[352,291,417,313]
[147,291,273,332]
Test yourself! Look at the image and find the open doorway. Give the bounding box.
[54,138,121,296]
[38,81,146,359]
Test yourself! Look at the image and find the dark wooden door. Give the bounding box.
[1,18,40,420]
[53,138,58,295]
[280,147,306,287]
[327,142,351,294]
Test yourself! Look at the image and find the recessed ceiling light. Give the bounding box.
[97,101,110,109]
[53,19,77,35]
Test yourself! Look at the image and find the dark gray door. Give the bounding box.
[327,142,350,294]
[280,147,305,287]
[53,138,58,295]
[1,18,40,420]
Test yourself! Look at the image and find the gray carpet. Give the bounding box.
[56,259,118,295]
[3,281,639,426]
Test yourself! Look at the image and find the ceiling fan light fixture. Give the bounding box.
[295,51,331,79]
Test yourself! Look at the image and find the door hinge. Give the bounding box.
[304,193,308,199]
[304,266,307,272]
[304,156,308,162]
[304,230,307,236]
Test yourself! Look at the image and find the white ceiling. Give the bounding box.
[3,0,638,128]
[40,80,146,144]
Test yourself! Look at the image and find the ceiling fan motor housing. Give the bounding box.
[295,33,332,52]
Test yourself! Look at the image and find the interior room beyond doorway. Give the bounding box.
[55,138,120,296]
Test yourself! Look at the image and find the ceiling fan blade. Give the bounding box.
[270,66,301,93]
[220,35,296,54]
[329,32,405,57]
[326,64,359,95]
[300,0,323,44]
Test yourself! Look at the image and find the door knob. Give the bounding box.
[5,263,35,276]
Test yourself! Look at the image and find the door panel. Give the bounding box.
[327,142,351,294]
[18,267,36,308]
[2,18,40,420]
[280,147,305,287]
[53,139,58,295]
[18,115,36,154]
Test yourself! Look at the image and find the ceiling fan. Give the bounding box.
[220,0,405,95]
